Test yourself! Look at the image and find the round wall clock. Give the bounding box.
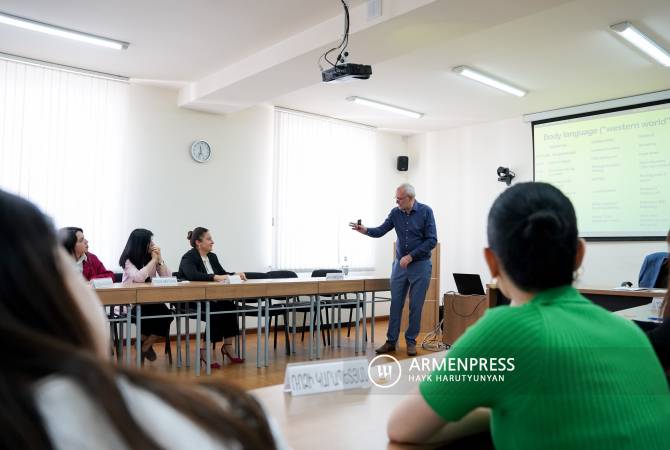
[190,140,212,163]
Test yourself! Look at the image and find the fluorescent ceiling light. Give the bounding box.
[452,66,527,97]
[610,21,670,67]
[0,52,128,82]
[346,96,423,119]
[0,11,129,50]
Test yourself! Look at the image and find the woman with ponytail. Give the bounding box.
[0,189,282,450]
[178,227,247,368]
[387,182,670,449]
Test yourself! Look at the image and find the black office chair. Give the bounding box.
[241,271,291,354]
[108,273,125,361]
[268,270,329,347]
[265,270,331,350]
[311,269,364,342]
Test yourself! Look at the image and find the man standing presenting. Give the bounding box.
[352,183,437,356]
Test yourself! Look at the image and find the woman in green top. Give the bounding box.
[388,182,670,449]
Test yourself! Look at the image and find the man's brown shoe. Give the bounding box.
[375,341,396,354]
[407,344,417,356]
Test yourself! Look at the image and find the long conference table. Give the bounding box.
[487,283,667,311]
[95,276,391,375]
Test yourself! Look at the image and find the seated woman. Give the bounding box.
[119,229,174,363]
[0,189,281,450]
[178,227,247,368]
[59,227,114,281]
[388,182,670,449]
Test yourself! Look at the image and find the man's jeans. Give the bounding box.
[387,258,432,346]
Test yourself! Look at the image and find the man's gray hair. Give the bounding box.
[398,183,416,198]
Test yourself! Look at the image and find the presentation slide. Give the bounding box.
[534,102,670,238]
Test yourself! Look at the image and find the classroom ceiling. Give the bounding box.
[0,0,668,135]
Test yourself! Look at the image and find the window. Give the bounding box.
[0,59,129,268]
[273,108,376,271]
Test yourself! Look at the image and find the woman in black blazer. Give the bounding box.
[178,227,247,368]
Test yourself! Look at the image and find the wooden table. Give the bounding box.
[252,352,440,450]
[252,350,493,450]
[614,302,662,323]
[95,276,391,374]
[486,283,667,312]
[578,287,666,311]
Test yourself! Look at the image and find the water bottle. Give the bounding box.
[651,297,664,320]
[341,256,349,276]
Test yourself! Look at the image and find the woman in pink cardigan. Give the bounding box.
[59,227,115,281]
[119,228,174,363]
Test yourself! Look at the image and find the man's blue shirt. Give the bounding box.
[366,201,437,261]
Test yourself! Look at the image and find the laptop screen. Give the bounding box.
[453,273,486,296]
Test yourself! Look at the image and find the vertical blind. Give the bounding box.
[273,109,376,271]
[0,59,129,268]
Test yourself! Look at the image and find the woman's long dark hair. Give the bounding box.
[58,226,83,256]
[119,228,153,269]
[0,190,276,449]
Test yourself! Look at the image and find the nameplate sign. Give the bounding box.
[91,278,114,288]
[226,275,243,284]
[283,357,370,396]
[325,273,344,280]
[151,277,178,286]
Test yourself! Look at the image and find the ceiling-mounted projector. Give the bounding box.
[321,63,372,82]
[319,1,372,83]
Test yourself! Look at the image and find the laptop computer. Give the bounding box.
[453,273,486,296]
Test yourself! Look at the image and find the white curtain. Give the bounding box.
[0,59,129,269]
[273,109,376,271]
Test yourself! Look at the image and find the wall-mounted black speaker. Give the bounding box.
[397,156,409,171]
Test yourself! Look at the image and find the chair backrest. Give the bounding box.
[113,272,123,283]
[245,271,270,280]
[239,272,269,304]
[638,252,669,288]
[266,270,298,279]
[311,269,342,277]
[266,270,298,302]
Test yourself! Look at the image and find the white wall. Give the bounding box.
[371,133,411,275]
[407,117,665,298]
[120,84,274,274]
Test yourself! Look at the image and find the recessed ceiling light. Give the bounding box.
[346,96,423,119]
[452,66,527,97]
[0,11,129,50]
[610,21,670,67]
